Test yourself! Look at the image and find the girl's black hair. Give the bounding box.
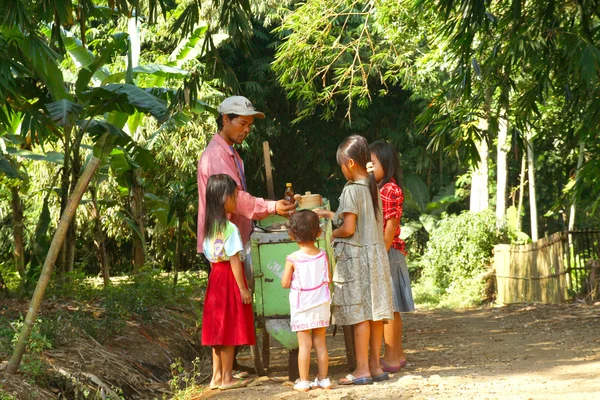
[204,174,238,238]
[288,210,321,243]
[336,135,380,219]
[216,113,239,130]
[369,140,403,189]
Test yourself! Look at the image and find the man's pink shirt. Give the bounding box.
[197,134,276,253]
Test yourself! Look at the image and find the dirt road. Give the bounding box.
[201,302,600,400]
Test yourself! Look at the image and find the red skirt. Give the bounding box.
[201,261,256,346]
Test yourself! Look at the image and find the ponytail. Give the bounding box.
[367,170,381,221]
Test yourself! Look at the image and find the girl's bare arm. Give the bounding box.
[384,216,399,251]
[313,208,334,220]
[230,254,252,304]
[332,212,357,238]
[281,260,294,288]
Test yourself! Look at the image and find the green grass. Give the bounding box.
[0,269,208,391]
[413,276,488,310]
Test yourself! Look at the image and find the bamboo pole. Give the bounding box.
[516,154,527,232]
[568,143,586,231]
[262,141,275,200]
[6,156,101,374]
[526,135,539,241]
[496,112,509,225]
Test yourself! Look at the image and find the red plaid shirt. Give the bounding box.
[380,179,406,255]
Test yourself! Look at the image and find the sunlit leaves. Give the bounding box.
[82,84,169,122]
[0,154,22,179]
[46,100,84,126]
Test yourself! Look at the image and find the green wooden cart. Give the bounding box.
[247,204,340,378]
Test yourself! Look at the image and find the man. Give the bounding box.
[197,96,296,376]
[197,96,296,253]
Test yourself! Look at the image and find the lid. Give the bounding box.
[286,182,292,187]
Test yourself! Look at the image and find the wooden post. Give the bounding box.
[288,349,300,382]
[342,325,356,371]
[6,157,101,374]
[262,141,275,200]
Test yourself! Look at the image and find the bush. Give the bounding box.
[415,210,509,308]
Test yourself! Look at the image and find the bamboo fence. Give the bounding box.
[494,232,569,304]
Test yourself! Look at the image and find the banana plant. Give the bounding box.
[401,175,461,240]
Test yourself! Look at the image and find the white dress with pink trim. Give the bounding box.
[286,250,331,332]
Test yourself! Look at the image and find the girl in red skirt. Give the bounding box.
[202,174,255,390]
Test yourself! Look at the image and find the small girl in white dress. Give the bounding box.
[282,210,332,392]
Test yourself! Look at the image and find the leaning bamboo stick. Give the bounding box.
[6,157,101,374]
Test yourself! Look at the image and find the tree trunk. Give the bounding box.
[0,269,7,294]
[90,186,110,286]
[516,154,527,232]
[57,126,72,275]
[470,119,489,212]
[439,146,443,182]
[128,16,140,70]
[173,216,183,286]
[64,132,84,275]
[496,112,509,225]
[131,173,146,272]
[6,157,101,374]
[126,19,145,272]
[526,135,539,241]
[426,160,432,189]
[568,143,585,231]
[10,185,25,279]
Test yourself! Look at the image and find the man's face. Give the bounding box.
[222,114,255,145]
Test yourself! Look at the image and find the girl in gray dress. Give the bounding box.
[314,135,394,386]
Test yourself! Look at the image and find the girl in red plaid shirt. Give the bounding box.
[369,140,415,373]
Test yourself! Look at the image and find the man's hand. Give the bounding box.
[275,199,297,217]
[240,288,252,304]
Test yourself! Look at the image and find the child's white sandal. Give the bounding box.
[293,379,311,392]
[310,377,332,390]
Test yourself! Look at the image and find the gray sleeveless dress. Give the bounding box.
[331,179,394,325]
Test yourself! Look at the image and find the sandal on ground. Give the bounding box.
[310,377,332,390]
[218,378,252,390]
[208,383,220,390]
[373,372,389,382]
[339,374,373,385]
[233,370,250,379]
[233,364,254,373]
[293,379,311,392]
[380,358,402,373]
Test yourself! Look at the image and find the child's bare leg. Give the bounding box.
[397,312,407,363]
[382,312,403,366]
[312,327,329,380]
[352,320,371,378]
[218,345,236,386]
[210,346,223,387]
[297,330,313,382]
[368,320,384,376]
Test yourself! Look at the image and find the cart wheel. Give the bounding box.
[251,326,270,376]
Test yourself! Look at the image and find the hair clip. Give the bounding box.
[366,162,375,173]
